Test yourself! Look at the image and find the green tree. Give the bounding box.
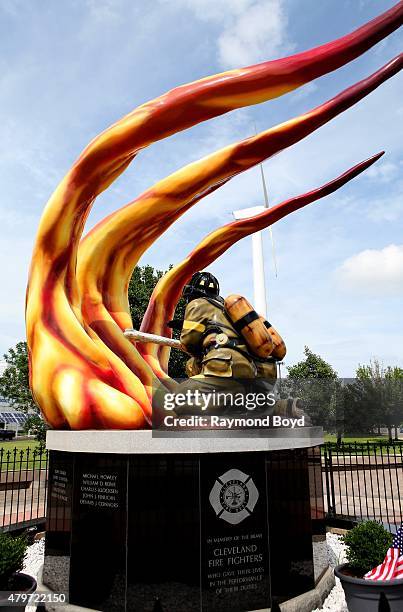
[128,265,164,330]
[342,380,378,437]
[349,360,403,442]
[287,346,338,380]
[24,414,48,449]
[286,346,340,434]
[0,342,47,442]
[385,366,403,439]
[128,264,187,378]
[0,342,37,413]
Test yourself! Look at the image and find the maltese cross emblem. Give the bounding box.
[209,468,259,525]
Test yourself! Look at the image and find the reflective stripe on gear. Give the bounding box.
[182,320,206,333]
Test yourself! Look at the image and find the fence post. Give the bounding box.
[324,446,336,517]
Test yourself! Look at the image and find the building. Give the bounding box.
[0,362,29,434]
[0,395,28,435]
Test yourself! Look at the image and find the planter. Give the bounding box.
[0,573,37,612]
[335,563,403,612]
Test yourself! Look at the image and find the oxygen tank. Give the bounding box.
[260,317,287,360]
[224,294,274,358]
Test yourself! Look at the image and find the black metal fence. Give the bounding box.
[1,442,403,532]
[0,446,48,532]
[323,442,403,529]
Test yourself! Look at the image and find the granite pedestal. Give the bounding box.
[43,428,327,612]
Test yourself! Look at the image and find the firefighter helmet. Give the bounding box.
[182,271,220,302]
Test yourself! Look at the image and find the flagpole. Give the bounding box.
[251,231,268,318]
[259,163,278,278]
[232,125,279,319]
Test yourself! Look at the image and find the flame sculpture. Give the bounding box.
[26,3,403,430]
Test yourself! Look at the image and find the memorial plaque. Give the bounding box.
[126,455,201,612]
[200,453,270,612]
[309,447,328,583]
[69,454,127,611]
[43,451,74,594]
[266,448,315,602]
[79,469,120,511]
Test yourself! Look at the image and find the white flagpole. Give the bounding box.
[259,162,278,278]
[232,124,279,318]
[233,204,268,317]
[251,231,267,318]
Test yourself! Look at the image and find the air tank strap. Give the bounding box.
[229,344,276,364]
[203,338,277,364]
[232,310,260,332]
[234,344,278,364]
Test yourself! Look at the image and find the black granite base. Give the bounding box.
[44,445,325,611]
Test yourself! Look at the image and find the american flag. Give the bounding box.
[364,526,403,581]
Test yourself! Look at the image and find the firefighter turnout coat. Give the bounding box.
[180,296,277,380]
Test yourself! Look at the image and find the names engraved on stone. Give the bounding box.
[51,468,69,502]
[206,532,265,594]
[79,472,119,509]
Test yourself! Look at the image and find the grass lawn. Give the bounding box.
[0,439,45,470]
[324,434,403,455]
[324,434,395,444]
[0,439,40,452]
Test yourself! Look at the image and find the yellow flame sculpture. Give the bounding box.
[26,3,403,429]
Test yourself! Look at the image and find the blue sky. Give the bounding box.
[0,0,402,376]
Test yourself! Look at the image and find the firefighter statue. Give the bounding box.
[172,271,289,415]
[180,271,284,379]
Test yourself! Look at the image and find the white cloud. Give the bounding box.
[170,0,251,22]
[366,190,403,223]
[218,1,292,68]
[289,81,318,103]
[85,0,121,23]
[365,161,399,183]
[164,0,291,68]
[336,244,403,295]
[0,0,26,17]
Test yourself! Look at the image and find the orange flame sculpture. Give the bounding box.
[26,3,403,430]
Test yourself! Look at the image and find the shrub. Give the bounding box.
[343,520,393,576]
[0,532,27,589]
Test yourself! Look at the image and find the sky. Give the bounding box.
[0,0,402,376]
